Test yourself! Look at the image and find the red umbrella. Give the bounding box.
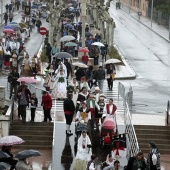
[17,77,36,84]
[78,47,90,53]
[102,118,115,130]
[3,29,15,34]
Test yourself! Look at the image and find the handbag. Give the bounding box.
[111,73,116,80]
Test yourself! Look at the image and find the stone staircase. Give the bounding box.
[9,122,53,150]
[134,125,170,154]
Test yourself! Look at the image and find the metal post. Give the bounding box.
[129,0,131,13]
[81,0,86,48]
[151,0,153,28]
[1,0,3,23]
[138,0,141,20]
[169,16,170,40]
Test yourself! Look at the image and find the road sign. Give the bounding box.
[138,12,142,16]
[39,27,47,35]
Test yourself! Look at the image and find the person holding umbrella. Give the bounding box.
[16,158,33,170]
[0,145,18,170]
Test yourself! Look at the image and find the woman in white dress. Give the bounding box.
[52,69,67,99]
[55,62,67,77]
[73,131,92,170]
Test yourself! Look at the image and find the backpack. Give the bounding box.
[152,153,157,165]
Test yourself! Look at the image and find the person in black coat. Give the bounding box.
[30,93,38,122]
[46,43,52,63]
[0,146,18,170]
[106,64,116,91]
[4,13,8,25]
[75,67,85,83]
[63,93,75,136]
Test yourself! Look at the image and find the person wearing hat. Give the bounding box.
[72,130,92,169]
[75,101,91,123]
[80,76,90,91]
[63,93,75,136]
[86,93,100,134]
[41,91,52,122]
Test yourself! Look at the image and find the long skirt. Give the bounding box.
[52,82,67,99]
[72,159,87,170]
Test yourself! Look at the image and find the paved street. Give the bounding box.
[110,2,170,115]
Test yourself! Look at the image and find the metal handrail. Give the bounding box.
[125,102,139,159]
[118,82,125,102]
[52,99,56,170]
[167,100,170,125]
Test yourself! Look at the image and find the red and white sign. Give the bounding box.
[39,27,47,35]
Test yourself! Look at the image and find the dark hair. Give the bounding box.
[91,154,96,160]
[108,154,112,158]
[114,160,120,165]
[81,87,87,92]
[109,99,113,102]
[136,151,144,157]
[149,141,157,148]
[42,91,47,95]
[67,93,72,99]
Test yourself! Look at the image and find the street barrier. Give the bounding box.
[125,102,139,159]
[52,99,57,170]
[118,82,133,111]
[166,100,170,125]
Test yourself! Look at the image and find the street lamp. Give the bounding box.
[81,0,87,48]
[150,0,153,28]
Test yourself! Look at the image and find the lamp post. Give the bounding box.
[81,0,87,48]
[0,0,3,23]
[150,0,153,28]
[138,0,141,20]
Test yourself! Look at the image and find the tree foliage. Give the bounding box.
[148,0,170,15]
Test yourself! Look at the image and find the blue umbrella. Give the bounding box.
[4,25,14,30]
[9,24,20,30]
[10,22,18,24]
[31,5,38,9]
[65,24,74,29]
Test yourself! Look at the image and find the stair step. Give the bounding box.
[136,134,170,140]
[20,140,52,145]
[12,145,52,150]
[134,125,170,130]
[135,129,170,134]
[139,143,170,150]
[9,130,53,136]
[139,148,170,154]
[10,135,53,141]
[137,138,170,144]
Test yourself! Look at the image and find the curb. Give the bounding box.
[111,2,170,43]
[113,44,137,80]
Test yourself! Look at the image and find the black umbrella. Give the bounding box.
[85,32,93,37]
[53,52,73,59]
[15,150,41,159]
[0,162,11,170]
[0,151,10,158]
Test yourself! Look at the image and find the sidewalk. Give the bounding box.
[112,1,170,42]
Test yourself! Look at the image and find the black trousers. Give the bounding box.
[31,108,36,121]
[107,79,113,90]
[65,114,73,125]
[18,105,27,121]
[43,109,52,122]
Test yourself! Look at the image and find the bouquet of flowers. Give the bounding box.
[58,77,65,83]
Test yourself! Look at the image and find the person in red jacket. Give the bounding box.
[82,53,89,65]
[41,91,52,122]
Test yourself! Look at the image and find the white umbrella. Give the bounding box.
[91,42,105,47]
[0,135,25,146]
[105,59,121,64]
[60,35,75,42]
[72,62,88,68]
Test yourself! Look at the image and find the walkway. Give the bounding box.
[111,1,170,42]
